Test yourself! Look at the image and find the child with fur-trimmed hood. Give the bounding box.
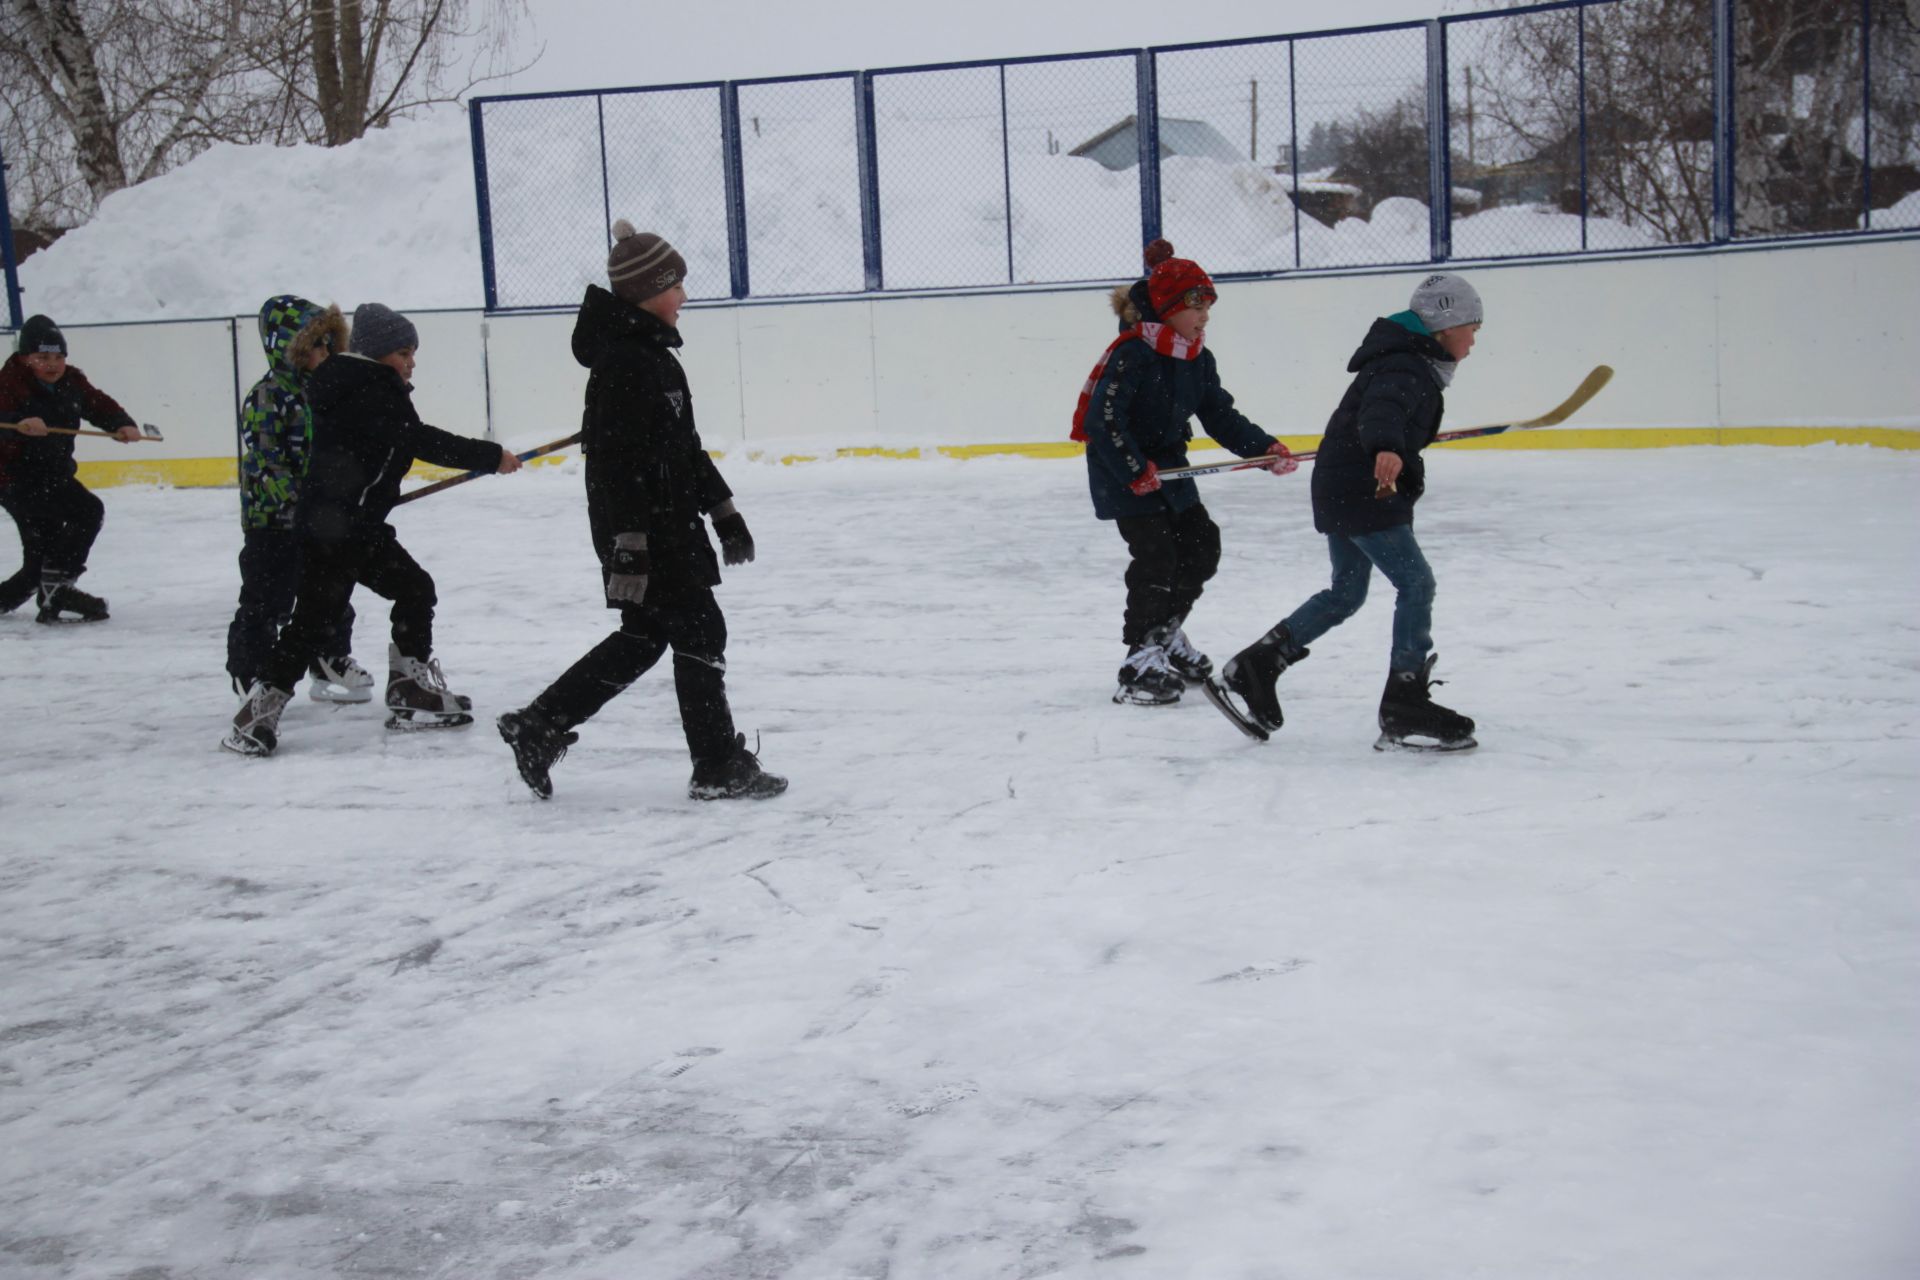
[1072,239,1296,707]
[225,296,371,701]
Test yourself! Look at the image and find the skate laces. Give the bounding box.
[1124,643,1173,677]
[417,657,452,694]
[1166,627,1204,664]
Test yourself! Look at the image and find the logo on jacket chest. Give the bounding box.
[664,390,685,418]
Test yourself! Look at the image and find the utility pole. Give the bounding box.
[1465,67,1476,174]
[1250,78,1260,165]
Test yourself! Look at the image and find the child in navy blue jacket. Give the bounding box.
[1074,240,1294,706]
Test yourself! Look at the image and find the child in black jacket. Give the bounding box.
[222,304,522,756]
[497,223,785,802]
[1204,273,1484,752]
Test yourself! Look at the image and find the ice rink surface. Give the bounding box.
[3,446,1916,1279]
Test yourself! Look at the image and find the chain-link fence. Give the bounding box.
[469,0,1916,310]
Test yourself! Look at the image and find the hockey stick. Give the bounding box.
[392,431,580,506]
[0,420,165,441]
[1156,365,1615,481]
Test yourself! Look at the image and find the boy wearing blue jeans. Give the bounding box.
[1204,273,1484,752]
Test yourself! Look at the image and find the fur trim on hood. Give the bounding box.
[290,304,349,369]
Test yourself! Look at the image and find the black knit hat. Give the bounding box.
[607,219,687,305]
[17,314,66,356]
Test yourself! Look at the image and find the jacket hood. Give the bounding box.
[257,296,347,378]
[1347,314,1449,373]
[572,283,681,369]
[1109,278,1160,329]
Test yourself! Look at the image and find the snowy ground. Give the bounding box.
[2,447,1917,1279]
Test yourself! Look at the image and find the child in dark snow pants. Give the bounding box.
[1074,239,1295,707]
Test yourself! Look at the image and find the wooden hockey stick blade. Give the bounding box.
[0,419,164,441]
[1512,364,1613,428]
[393,431,581,506]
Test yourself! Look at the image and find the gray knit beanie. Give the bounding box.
[1409,272,1483,332]
[607,219,687,305]
[348,302,419,360]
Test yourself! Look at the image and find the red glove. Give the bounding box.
[1263,440,1299,476]
[1128,461,1162,495]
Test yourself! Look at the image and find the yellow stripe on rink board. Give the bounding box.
[66,426,1920,489]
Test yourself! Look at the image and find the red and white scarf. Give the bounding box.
[1070,323,1205,442]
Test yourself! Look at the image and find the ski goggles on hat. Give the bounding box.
[1180,286,1217,309]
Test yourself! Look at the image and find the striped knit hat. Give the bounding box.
[607,220,687,305]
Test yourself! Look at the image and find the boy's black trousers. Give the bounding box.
[261,528,434,692]
[1,477,105,588]
[531,580,737,765]
[1114,502,1222,647]
[227,527,355,685]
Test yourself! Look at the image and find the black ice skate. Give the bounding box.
[384,645,475,730]
[497,706,579,800]
[221,682,292,757]
[0,571,34,614]
[689,733,788,801]
[34,579,109,624]
[1113,635,1183,706]
[1375,654,1477,753]
[1203,624,1310,741]
[308,653,376,704]
[1163,623,1213,682]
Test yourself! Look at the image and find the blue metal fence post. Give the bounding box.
[1136,50,1162,246]
[1712,0,1736,241]
[720,83,751,298]
[1861,0,1873,230]
[595,95,612,247]
[1288,39,1301,270]
[855,73,884,291]
[0,141,21,330]
[468,100,502,312]
[998,64,1015,284]
[1426,19,1452,262]
[1578,2,1590,252]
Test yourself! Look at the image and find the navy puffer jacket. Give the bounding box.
[1082,288,1276,521]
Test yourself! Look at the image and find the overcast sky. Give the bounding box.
[498,1,1464,96]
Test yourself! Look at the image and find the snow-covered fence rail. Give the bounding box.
[466,0,1920,312]
[26,235,1920,491]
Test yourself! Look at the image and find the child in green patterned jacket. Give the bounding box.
[224,296,371,701]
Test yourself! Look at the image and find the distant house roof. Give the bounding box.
[1069,114,1243,171]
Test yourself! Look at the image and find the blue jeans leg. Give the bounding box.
[1349,525,1435,672]
[1282,533,1374,645]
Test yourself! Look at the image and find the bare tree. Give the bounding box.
[1,0,533,233]
[1459,0,1917,241]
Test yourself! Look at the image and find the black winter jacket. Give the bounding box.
[1309,316,1449,537]
[0,355,134,489]
[1083,319,1276,521]
[299,353,503,542]
[572,285,733,596]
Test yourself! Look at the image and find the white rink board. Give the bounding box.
[28,237,1920,470]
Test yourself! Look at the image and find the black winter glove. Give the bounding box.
[711,501,755,565]
[607,532,649,604]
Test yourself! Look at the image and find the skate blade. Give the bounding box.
[309,680,373,705]
[1200,678,1272,742]
[385,709,475,731]
[1373,732,1477,754]
[1112,685,1182,706]
[219,730,273,758]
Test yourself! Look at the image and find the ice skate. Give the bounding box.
[1205,624,1309,740]
[384,645,475,730]
[34,578,109,624]
[1163,623,1213,682]
[688,733,788,801]
[497,706,579,800]
[308,653,376,704]
[1374,654,1477,753]
[0,571,33,615]
[221,682,292,757]
[1113,635,1183,706]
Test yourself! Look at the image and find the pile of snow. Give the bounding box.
[20,107,483,323]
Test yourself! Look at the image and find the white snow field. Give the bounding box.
[2,446,1917,1279]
